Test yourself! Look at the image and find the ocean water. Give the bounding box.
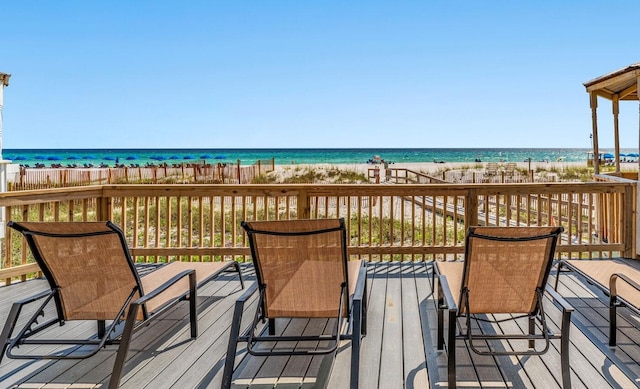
[2,148,636,167]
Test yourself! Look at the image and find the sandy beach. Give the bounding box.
[268,160,639,183]
[275,160,587,173]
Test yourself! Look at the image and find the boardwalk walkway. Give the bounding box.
[0,262,638,388]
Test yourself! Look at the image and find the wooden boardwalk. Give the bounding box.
[0,262,639,388]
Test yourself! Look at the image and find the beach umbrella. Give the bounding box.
[200,154,213,159]
[126,156,137,160]
[603,153,614,159]
[169,155,180,160]
[619,153,627,157]
[13,156,26,160]
[83,155,96,159]
[47,156,61,160]
[67,156,79,160]
[183,155,195,160]
[150,155,166,161]
[104,156,116,161]
[35,155,46,160]
[628,153,639,157]
[214,155,227,159]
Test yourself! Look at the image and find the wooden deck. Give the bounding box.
[0,261,639,388]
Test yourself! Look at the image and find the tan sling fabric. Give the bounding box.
[566,259,640,309]
[17,222,139,321]
[440,226,560,315]
[141,261,231,313]
[435,261,464,303]
[13,221,236,321]
[244,219,357,318]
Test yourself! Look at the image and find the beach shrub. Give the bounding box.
[252,174,277,184]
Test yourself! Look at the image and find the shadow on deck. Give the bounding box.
[0,262,638,388]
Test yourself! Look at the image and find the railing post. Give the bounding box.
[297,188,310,219]
[96,190,112,222]
[465,188,479,228]
[623,184,634,257]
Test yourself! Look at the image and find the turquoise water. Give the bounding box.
[2,148,636,167]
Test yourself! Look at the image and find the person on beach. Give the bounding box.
[383,159,390,181]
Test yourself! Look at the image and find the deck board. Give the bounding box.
[378,262,404,388]
[401,262,428,388]
[0,262,639,388]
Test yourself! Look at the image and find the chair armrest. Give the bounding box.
[545,285,574,313]
[134,269,196,305]
[352,265,367,302]
[14,289,53,305]
[235,282,259,304]
[438,274,458,312]
[610,272,640,298]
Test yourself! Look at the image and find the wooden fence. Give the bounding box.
[9,159,275,190]
[0,179,634,284]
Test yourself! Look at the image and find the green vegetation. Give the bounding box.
[253,165,368,184]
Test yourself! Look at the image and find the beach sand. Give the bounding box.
[269,160,601,183]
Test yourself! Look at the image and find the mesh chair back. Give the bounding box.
[242,219,349,318]
[9,221,141,321]
[461,226,562,315]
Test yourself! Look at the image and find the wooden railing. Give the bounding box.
[385,168,537,184]
[0,181,635,284]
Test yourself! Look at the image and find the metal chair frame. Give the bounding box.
[435,227,573,389]
[0,220,243,389]
[222,218,367,389]
[555,259,640,346]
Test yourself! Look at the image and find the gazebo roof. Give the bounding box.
[0,72,10,87]
[583,62,640,101]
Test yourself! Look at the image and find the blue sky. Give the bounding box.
[1,1,639,149]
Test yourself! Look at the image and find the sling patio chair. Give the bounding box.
[0,220,243,389]
[222,218,367,389]
[434,226,573,389]
[483,162,499,181]
[555,258,640,346]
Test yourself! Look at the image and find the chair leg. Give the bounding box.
[560,307,572,389]
[0,303,22,364]
[437,283,444,350]
[528,316,535,349]
[97,320,106,339]
[189,271,198,338]
[553,262,564,291]
[109,303,140,389]
[351,297,362,388]
[231,261,245,289]
[447,309,457,389]
[361,275,368,336]
[609,296,617,346]
[221,297,247,389]
[268,318,276,335]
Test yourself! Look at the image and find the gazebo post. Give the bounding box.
[0,72,11,241]
[590,92,600,174]
[613,94,621,173]
[0,73,10,159]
